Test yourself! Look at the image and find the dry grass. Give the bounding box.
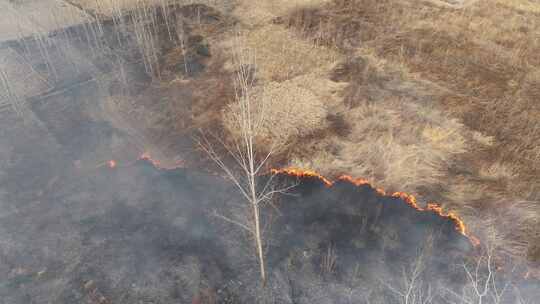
[222,76,330,153]
[372,1,540,180]
[495,0,540,13]
[232,0,331,25]
[220,19,344,154]
[290,100,468,194]
[461,200,540,261]
[241,24,341,82]
[479,162,518,181]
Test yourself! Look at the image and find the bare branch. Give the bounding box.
[211,210,253,234]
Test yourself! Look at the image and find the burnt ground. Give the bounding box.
[0,106,481,303]
[2,87,535,303]
[2,2,236,168]
[0,109,236,303]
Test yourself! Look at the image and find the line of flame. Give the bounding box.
[271,168,478,245]
[139,152,163,168]
[103,160,477,246]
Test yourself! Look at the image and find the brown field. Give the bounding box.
[220,0,540,265]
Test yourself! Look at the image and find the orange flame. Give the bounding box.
[271,168,475,243]
[337,175,386,195]
[96,160,117,169]
[139,152,162,168]
[271,168,333,186]
[138,152,184,170]
[108,160,117,169]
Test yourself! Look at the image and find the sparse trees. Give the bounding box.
[378,234,531,304]
[129,1,162,80]
[0,68,21,117]
[0,67,32,122]
[175,15,189,76]
[441,243,514,304]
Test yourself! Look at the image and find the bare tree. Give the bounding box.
[175,15,189,76]
[442,243,514,304]
[198,37,292,284]
[130,1,161,80]
[380,235,436,304]
[0,67,31,122]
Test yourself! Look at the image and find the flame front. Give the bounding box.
[271,168,333,186]
[138,152,185,170]
[108,160,117,168]
[271,168,474,242]
[139,152,162,168]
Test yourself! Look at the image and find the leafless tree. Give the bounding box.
[198,37,293,284]
[380,234,436,304]
[0,68,29,121]
[159,0,173,42]
[442,243,514,304]
[130,1,161,80]
[175,15,189,76]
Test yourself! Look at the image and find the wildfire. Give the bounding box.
[139,152,162,168]
[271,168,475,243]
[138,152,185,170]
[108,160,117,168]
[96,160,117,169]
[271,168,333,186]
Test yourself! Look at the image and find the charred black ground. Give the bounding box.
[0,100,479,303]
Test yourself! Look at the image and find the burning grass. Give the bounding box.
[272,167,471,238]
[276,0,540,265]
[289,100,468,196]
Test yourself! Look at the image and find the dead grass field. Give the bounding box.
[223,77,330,153]
[220,0,540,265]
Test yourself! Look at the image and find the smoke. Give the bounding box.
[0,1,537,303]
[0,107,538,303]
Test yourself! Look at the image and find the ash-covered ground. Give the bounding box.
[0,111,477,303]
[2,104,536,303]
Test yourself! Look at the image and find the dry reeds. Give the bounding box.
[243,24,340,82]
[222,76,329,154]
[290,100,468,194]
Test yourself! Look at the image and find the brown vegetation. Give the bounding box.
[218,0,540,267]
